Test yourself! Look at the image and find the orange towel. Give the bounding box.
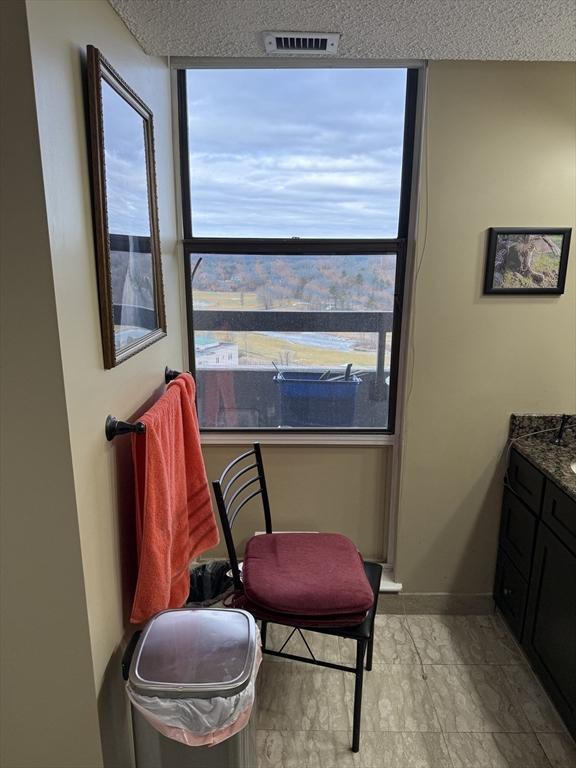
[130,373,219,624]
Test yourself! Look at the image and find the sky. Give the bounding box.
[100,68,408,239]
[102,79,151,237]
[187,68,408,239]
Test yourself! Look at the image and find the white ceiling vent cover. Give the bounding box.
[263,32,340,55]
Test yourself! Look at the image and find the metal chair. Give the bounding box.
[212,443,382,753]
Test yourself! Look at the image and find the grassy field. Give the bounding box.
[194,290,272,310]
[213,331,391,369]
[195,289,392,368]
[501,252,560,289]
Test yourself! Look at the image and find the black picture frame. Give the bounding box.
[484,228,571,295]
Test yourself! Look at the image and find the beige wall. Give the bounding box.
[202,445,392,561]
[396,61,576,595]
[5,12,575,764]
[0,2,103,766]
[25,0,185,764]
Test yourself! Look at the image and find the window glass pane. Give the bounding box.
[186,68,407,238]
[191,253,395,430]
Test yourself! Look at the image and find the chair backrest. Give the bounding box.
[212,443,272,591]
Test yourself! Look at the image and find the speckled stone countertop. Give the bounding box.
[509,414,576,502]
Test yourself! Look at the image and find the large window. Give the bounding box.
[178,66,418,432]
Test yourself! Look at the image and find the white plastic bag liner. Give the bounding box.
[126,643,261,747]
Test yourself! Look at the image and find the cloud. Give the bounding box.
[101,80,151,236]
[97,68,409,240]
[187,67,407,238]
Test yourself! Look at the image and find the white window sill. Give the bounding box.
[380,564,403,593]
[200,431,395,447]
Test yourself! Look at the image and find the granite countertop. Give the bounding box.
[509,414,576,502]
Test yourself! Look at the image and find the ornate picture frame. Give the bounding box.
[86,45,166,368]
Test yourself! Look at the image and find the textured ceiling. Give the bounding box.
[108,0,576,61]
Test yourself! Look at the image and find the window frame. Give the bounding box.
[177,66,419,435]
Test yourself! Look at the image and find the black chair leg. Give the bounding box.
[260,620,268,651]
[366,587,379,671]
[366,635,374,672]
[352,639,367,753]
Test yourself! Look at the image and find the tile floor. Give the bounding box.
[255,614,576,767]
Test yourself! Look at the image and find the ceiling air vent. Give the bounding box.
[263,32,340,55]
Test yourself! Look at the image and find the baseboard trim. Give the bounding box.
[377,592,495,615]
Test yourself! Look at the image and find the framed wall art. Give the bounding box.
[86,45,166,368]
[484,228,571,295]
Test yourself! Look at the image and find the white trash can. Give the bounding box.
[125,608,260,768]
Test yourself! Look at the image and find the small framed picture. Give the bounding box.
[484,228,571,295]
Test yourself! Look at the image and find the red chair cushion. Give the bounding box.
[230,592,369,628]
[242,532,374,618]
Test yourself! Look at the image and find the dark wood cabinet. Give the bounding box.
[542,480,576,556]
[507,449,545,513]
[494,548,529,638]
[524,524,576,733]
[495,447,576,739]
[499,487,537,579]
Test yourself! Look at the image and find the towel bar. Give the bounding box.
[105,366,184,440]
[164,366,181,383]
[105,415,145,441]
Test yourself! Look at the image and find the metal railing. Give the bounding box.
[193,309,393,399]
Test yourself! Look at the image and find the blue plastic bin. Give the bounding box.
[275,371,361,428]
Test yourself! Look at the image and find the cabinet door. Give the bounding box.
[494,549,529,641]
[500,487,537,579]
[508,449,545,514]
[524,524,576,738]
[542,481,576,556]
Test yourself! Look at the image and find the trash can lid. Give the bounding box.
[128,608,257,699]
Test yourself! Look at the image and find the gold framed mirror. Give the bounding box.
[86,45,166,368]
